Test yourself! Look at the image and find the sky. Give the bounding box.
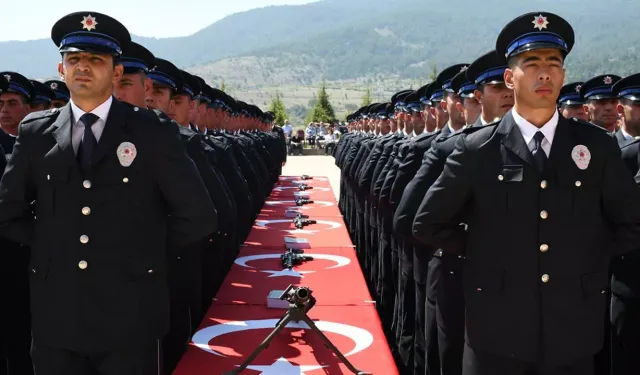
[0,0,317,42]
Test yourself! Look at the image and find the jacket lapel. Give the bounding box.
[91,98,128,168]
[51,104,78,168]
[498,111,534,167]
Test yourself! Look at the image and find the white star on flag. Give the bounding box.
[261,268,314,278]
[244,357,326,375]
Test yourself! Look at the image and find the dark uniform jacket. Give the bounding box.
[412,111,640,365]
[0,100,217,352]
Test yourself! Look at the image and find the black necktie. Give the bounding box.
[532,131,547,172]
[78,113,99,169]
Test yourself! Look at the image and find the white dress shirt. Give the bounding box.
[70,96,112,155]
[511,108,559,157]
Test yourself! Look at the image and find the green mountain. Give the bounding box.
[0,0,638,123]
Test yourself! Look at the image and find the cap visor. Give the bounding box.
[60,45,119,55]
[510,42,568,58]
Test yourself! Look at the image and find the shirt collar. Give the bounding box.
[70,96,113,125]
[448,121,463,134]
[511,108,559,147]
[621,127,634,141]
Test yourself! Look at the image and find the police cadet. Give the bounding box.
[413,11,640,375]
[450,70,481,127]
[427,77,449,131]
[28,80,55,112]
[377,91,414,334]
[580,74,622,132]
[144,56,237,371]
[0,72,34,154]
[0,64,29,375]
[465,50,514,128]
[608,73,640,375]
[557,82,588,122]
[370,102,404,318]
[0,11,217,375]
[44,80,71,108]
[394,63,470,375]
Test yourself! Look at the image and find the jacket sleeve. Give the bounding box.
[154,125,217,249]
[0,123,36,245]
[411,136,473,253]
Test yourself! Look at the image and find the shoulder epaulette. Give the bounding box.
[620,137,640,149]
[21,108,60,124]
[570,118,610,133]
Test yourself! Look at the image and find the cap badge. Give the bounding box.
[50,82,58,90]
[81,15,98,31]
[604,76,613,85]
[117,142,137,167]
[3,74,10,82]
[532,15,549,30]
[460,66,468,73]
[571,145,591,170]
[575,85,582,92]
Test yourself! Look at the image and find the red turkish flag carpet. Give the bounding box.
[174,177,398,374]
[214,246,372,306]
[259,199,342,218]
[244,216,353,249]
[173,305,398,375]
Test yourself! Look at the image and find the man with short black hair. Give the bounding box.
[413,12,640,375]
[0,12,217,375]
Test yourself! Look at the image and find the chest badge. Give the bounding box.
[117,142,137,167]
[571,145,591,170]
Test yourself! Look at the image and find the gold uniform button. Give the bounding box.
[540,210,548,219]
[83,180,92,189]
[575,181,582,187]
[540,244,549,253]
[123,177,129,183]
[82,207,91,215]
[78,260,88,270]
[498,175,504,181]
[540,180,548,189]
[542,274,550,283]
[80,235,89,244]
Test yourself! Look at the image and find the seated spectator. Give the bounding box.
[290,129,304,155]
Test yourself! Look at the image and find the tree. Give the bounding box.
[361,88,372,107]
[220,80,226,92]
[268,91,288,126]
[428,63,438,82]
[310,82,336,123]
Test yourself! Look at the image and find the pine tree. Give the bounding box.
[361,88,372,107]
[428,63,438,82]
[268,91,287,126]
[311,82,336,122]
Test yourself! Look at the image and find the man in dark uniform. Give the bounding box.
[0,72,35,375]
[608,73,640,375]
[450,71,481,127]
[465,50,514,128]
[44,80,71,108]
[0,74,28,375]
[413,12,640,375]
[144,57,236,372]
[557,82,587,122]
[0,12,217,375]
[394,64,470,375]
[28,80,56,112]
[580,74,622,133]
[0,72,34,155]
